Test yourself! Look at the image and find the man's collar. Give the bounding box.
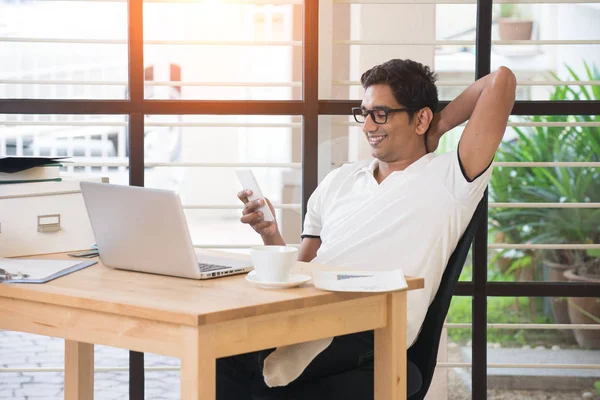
[356,153,435,177]
[355,159,379,176]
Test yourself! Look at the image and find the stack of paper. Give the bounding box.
[312,269,408,293]
[0,157,68,184]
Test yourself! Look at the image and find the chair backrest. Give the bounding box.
[406,198,485,400]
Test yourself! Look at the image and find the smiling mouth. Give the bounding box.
[368,134,388,146]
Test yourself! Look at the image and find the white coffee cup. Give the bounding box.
[249,245,298,282]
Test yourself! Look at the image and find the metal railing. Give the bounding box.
[4,38,600,46]
[2,362,599,373]
[4,79,600,87]
[1,323,597,373]
[0,37,303,46]
[333,80,600,87]
[335,0,600,4]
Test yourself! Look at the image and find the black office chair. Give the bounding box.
[406,198,485,399]
[253,199,485,400]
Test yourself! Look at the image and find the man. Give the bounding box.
[219,59,516,399]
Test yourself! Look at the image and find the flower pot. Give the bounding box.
[498,19,533,41]
[563,269,600,349]
[544,261,571,324]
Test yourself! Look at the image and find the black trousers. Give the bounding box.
[216,331,376,400]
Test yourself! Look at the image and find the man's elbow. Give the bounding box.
[496,65,516,80]
[491,66,517,111]
[493,67,517,96]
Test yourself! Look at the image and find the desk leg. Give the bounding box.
[374,291,407,400]
[180,325,216,400]
[64,340,94,400]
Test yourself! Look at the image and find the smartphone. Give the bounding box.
[235,169,275,222]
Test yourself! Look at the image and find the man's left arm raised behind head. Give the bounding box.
[428,66,517,181]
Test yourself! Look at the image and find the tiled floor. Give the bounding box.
[0,330,180,400]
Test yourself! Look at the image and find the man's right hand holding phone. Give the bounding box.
[237,190,285,246]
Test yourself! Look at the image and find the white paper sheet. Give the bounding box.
[0,258,81,280]
[312,269,408,293]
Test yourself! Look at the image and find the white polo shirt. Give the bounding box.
[303,148,492,347]
[261,148,493,388]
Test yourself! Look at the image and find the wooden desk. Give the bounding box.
[0,252,424,400]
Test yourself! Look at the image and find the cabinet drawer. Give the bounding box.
[0,178,103,257]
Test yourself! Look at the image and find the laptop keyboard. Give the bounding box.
[198,263,232,272]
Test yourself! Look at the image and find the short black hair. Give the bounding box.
[360,59,438,121]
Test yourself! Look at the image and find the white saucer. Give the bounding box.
[245,271,311,289]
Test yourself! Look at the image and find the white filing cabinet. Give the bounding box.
[0,176,107,257]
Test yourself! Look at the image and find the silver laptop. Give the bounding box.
[80,181,253,280]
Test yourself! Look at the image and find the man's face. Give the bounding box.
[360,84,415,163]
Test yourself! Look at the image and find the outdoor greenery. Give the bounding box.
[447,296,554,345]
[493,3,531,19]
[447,62,600,346]
[497,4,519,19]
[488,62,600,280]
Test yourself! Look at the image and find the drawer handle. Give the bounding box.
[38,214,61,233]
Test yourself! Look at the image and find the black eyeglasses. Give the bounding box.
[352,107,412,124]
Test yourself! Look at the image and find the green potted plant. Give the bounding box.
[559,64,600,349]
[488,111,579,325]
[589,380,600,400]
[495,4,534,40]
[564,253,600,349]
[489,62,600,347]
